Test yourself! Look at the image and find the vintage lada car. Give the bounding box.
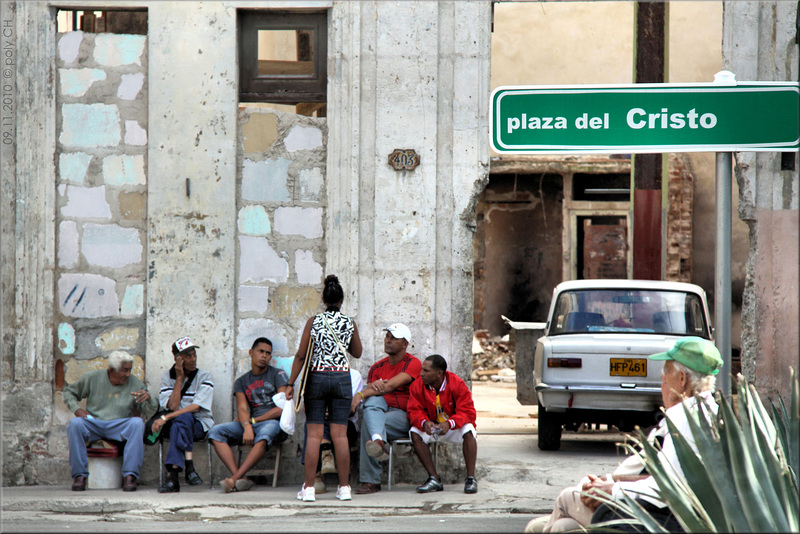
[532,279,713,450]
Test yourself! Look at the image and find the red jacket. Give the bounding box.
[407,371,477,430]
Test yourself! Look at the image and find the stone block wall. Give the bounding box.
[235,108,327,378]
[54,31,148,399]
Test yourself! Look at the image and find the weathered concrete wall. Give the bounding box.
[723,1,799,400]
[327,1,491,381]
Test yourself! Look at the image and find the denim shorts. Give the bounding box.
[304,371,352,426]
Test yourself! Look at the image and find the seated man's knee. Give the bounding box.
[129,418,145,432]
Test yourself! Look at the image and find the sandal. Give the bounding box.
[219,478,236,493]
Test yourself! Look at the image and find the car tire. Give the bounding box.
[537,402,562,451]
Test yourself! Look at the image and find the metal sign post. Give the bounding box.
[715,152,733,397]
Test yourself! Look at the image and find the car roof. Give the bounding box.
[553,279,706,295]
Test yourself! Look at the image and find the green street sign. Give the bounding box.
[491,82,800,154]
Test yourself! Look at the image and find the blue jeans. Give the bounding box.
[359,396,411,484]
[208,420,286,447]
[163,413,206,470]
[67,416,146,479]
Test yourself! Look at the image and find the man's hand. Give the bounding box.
[174,354,185,380]
[350,394,361,415]
[285,384,294,400]
[242,423,255,446]
[131,390,150,404]
[580,474,614,511]
[151,416,166,434]
[75,408,90,418]
[368,379,388,394]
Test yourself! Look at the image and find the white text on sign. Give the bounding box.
[506,109,718,134]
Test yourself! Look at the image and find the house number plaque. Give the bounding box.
[388,149,420,171]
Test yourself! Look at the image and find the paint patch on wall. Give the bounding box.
[58,273,120,318]
[239,236,289,283]
[284,125,323,152]
[57,31,83,64]
[298,167,324,202]
[93,34,146,66]
[60,103,121,148]
[58,221,80,269]
[103,154,146,185]
[118,72,144,100]
[238,285,270,314]
[95,326,139,351]
[238,205,271,235]
[59,68,106,97]
[59,152,93,184]
[82,224,143,268]
[242,158,291,202]
[121,284,144,316]
[58,323,76,355]
[274,207,323,238]
[295,250,323,284]
[60,186,113,219]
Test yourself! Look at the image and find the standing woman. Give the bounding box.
[287,274,362,502]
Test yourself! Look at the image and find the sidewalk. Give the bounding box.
[1,382,623,519]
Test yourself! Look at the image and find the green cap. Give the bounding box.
[649,337,723,376]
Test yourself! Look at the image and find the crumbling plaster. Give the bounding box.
[723,0,799,400]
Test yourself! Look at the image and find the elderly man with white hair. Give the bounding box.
[63,350,158,492]
[527,337,723,533]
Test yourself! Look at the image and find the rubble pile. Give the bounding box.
[471,330,516,381]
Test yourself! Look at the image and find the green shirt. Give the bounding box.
[62,369,158,421]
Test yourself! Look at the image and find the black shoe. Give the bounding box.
[416,476,444,493]
[464,476,478,494]
[71,475,87,491]
[158,478,180,493]
[185,470,203,486]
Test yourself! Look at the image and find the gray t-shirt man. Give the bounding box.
[234,367,289,419]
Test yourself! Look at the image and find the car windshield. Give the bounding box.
[549,289,708,337]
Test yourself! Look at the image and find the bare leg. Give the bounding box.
[211,439,239,476]
[330,423,350,487]
[305,424,324,488]
[411,432,438,479]
[462,432,477,478]
[230,440,267,482]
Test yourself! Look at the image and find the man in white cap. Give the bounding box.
[352,323,422,494]
[148,336,215,493]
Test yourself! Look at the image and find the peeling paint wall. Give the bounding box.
[54,31,149,396]
[723,1,799,401]
[235,108,327,377]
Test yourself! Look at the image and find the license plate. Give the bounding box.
[610,358,647,377]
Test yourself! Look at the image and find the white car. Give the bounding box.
[532,279,713,450]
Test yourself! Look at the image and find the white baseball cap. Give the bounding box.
[173,336,199,353]
[385,323,411,342]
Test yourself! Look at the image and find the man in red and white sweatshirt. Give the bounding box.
[406,354,478,494]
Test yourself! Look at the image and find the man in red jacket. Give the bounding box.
[406,354,478,494]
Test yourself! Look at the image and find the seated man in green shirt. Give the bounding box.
[63,350,158,492]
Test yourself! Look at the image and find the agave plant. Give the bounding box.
[592,369,798,533]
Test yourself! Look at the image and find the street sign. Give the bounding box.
[491,82,800,154]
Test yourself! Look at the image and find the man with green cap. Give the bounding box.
[581,337,723,532]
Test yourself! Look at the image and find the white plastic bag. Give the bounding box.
[271,392,287,410]
[280,396,296,435]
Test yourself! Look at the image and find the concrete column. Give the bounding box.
[327,1,491,378]
[723,1,799,400]
[146,2,238,418]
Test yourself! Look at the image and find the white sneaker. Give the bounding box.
[296,484,315,502]
[336,485,352,501]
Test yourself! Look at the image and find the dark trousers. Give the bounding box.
[162,413,206,470]
[591,500,684,533]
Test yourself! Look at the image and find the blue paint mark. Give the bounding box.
[72,287,87,313]
[64,283,78,306]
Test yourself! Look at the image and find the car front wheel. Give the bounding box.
[537,402,563,451]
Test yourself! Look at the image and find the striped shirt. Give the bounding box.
[159,367,215,431]
[309,310,355,372]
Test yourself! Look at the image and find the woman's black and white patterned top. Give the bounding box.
[309,310,354,372]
